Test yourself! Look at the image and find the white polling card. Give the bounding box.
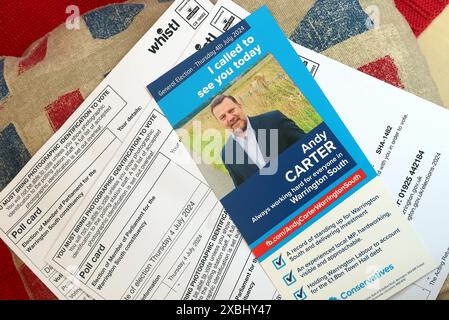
[47,107,280,299]
[0,0,213,300]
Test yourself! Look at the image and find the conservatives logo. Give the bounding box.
[338,264,394,300]
[148,19,181,54]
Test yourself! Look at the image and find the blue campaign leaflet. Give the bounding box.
[148,7,435,300]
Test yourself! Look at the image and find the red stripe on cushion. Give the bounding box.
[358,55,405,89]
[19,264,57,300]
[18,37,48,74]
[0,0,127,57]
[394,0,449,37]
[0,240,29,300]
[45,89,85,131]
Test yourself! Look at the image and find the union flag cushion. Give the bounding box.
[0,0,447,300]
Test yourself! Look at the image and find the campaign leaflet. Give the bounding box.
[181,0,449,300]
[148,7,436,300]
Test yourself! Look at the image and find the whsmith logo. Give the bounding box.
[148,19,181,54]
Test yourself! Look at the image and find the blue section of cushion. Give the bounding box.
[290,0,371,52]
[83,3,145,39]
[0,59,10,101]
[0,124,31,191]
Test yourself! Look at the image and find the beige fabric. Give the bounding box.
[418,6,449,107]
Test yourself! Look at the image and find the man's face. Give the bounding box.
[212,98,247,133]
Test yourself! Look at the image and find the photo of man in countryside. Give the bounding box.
[211,94,305,186]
